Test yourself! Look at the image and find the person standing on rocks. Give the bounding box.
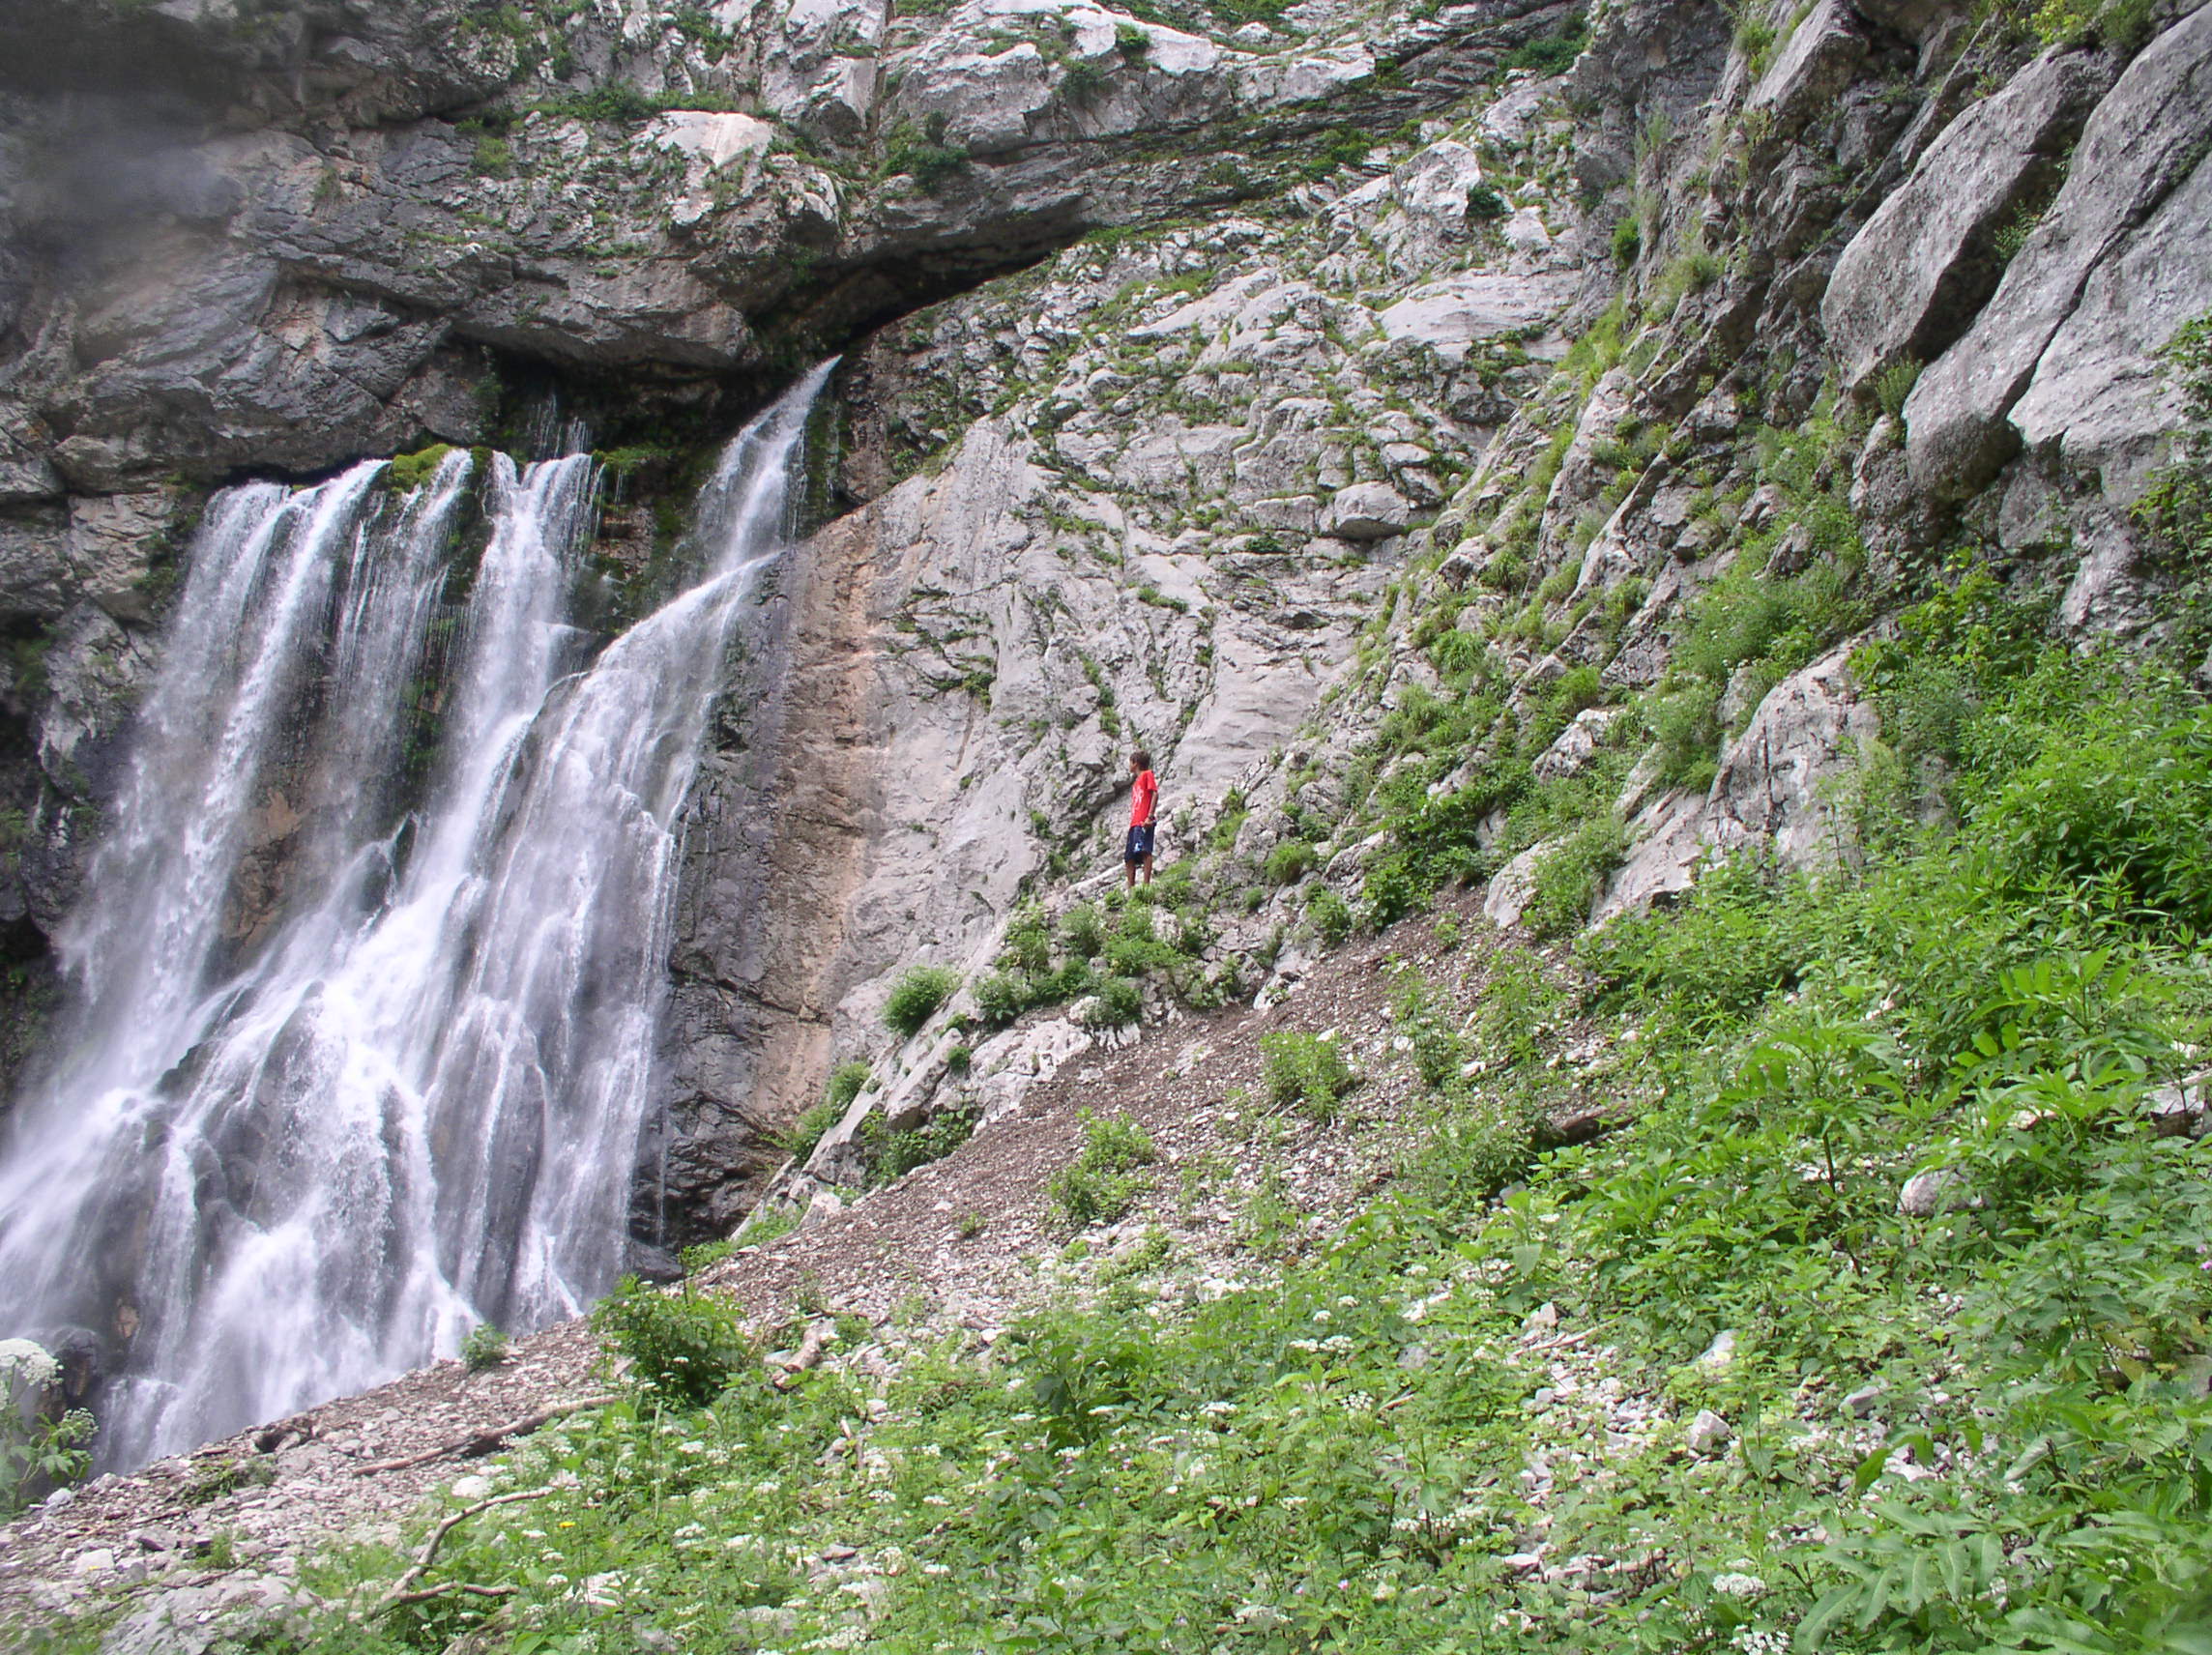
[1124,749,1159,891]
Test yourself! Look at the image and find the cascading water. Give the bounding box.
[0,363,834,1470]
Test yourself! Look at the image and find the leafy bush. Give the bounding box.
[975,970,1041,1027]
[1464,183,1508,219]
[460,1324,509,1372]
[1308,886,1353,944]
[860,1106,976,1188]
[1610,213,1642,266]
[884,966,960,1037]
[1873,356,1920,419]
[592,1276,749,1407]
[1058,903,1106,959]
[825,1060,871,1112]
[1102,906,1181,976]
[730,1203,800,1249]
[0,1341,93,1514]
[1392,971,1466,1090]
[1502,18,1586,72]
[1059,56,1109,101]
[1082,975,1144,1027]
[1403,1095,1535,1207]
[1266,840,1319,885]
[883,113,969,190]
[1046,1109,1157,1229]
[999,903,1053,975]
[1261,1031,1357,1122]
[1524,814,1628,937]
[779,1095,846,1164]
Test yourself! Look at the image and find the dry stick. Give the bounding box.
[349,1395,620,1477]
[364,1487,551,1618]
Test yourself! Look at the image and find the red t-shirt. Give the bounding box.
[1130,769,1157,828]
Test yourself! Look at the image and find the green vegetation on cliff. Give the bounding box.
[117,568,2212,1655]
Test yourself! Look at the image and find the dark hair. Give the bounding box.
[1131,749,1152,769]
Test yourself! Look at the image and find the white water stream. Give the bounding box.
[0,364,831,1469]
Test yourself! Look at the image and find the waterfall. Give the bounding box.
[0,363,833,1470]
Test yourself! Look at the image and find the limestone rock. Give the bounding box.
[1532,708,1624,782]
[1822,48,2113,391]
[1897,1167,1966,1216]
[1326,482,1412,541]
[1744,0,1867,143]
[1906,5,2212,501]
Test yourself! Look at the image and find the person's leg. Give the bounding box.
[1142,849,1154,886]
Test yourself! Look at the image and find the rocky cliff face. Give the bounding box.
[0,0,2203,1240]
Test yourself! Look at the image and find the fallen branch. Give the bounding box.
[382,1580,519,1610]
[771,1321,833,1389]
[349,1395,620,1476]
[365,1487,551,1618]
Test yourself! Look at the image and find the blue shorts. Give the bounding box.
[1124,823,1156,862]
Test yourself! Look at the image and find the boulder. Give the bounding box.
[1326,482,1412,541]
[1897,1167,1967,1215]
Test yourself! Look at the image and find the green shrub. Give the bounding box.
[1000,903,1053,974]
[825,1060,871,1112]
[1047,1110,1158,1229]
[1308,886,1353,945]
[1266,840,1319,885]
[1430,627,1489,682]
[460,1324,510,1372]
[1403,1095,1535,1207]
[1359,852,1426,931]
[1058,903,1106,959]
[778,1097,845,1159]
[1610,213,1642,266]
[1392,972,1466,1091]
[1084,975,1145,1027]
[1103,906,1180,976]
[884,966,960,1036]
[1502,19,1586,72]
[591,1277,749,1407]
[884,112,968,190]
[731,1204,800,1249]
[860,1106,977,1188]
[1114,20,1149,56]
[681,1237,736,1273]
[1873,356,1920,420]
[1524,814,1628,937]
[1060,57,1109,101]
[975,971,1041,1027]
[1976,690,2212,932]
[1464,183,1508,219]
[1261,1031,1358,1122]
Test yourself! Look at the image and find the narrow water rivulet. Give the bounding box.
[0,363,834,1471]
